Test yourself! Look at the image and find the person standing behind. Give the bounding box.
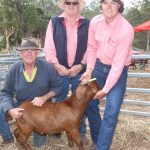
[0,38,63,147]
[81,0,134,149]
[44,0,90,143]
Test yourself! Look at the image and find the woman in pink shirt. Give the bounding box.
[81,0,134,149]
[44,0,90,144]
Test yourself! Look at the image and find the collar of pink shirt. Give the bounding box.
[59,12,84,22]
[100,13,122,30]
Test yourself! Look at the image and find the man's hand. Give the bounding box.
[68,64,82,77]
[80,70,92,84]
[31,91,55,107]
[54,63,69,76]
[8,108,24,119]
[31,96,47,107]
[94,90,106,100]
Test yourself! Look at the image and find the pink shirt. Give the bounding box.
[87,14,134,93]
[44,13,86,67]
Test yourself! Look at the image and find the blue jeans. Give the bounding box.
[0,102,46,147]
[55,73,87,135]
[86,60,128,150]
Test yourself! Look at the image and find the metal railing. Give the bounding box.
[0,54,150,117]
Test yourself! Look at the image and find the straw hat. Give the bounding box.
[16,37,41,51]
[57,0,86,10]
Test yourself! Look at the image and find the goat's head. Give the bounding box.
[76,78,100,100]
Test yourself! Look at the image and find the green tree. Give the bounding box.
[125,0,150,51]
[0,0,19,51]
[23,5,49,46]
[82,0,100,19]
[0,0,50,50]
[14,0,59,47]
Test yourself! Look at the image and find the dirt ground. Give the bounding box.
[0,68,150,150]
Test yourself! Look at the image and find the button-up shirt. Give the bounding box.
[87,14,134,93]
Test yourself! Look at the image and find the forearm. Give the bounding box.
[0,92,14,113]
[42,91,56,102]
[0,97,14,113]
[32,91,56,107]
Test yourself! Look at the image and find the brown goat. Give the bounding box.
[13,79,100,150]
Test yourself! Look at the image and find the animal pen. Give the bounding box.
[0,53,150,117]
[0,53,150,150]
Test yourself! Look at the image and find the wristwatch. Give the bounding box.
[80,63,86,70]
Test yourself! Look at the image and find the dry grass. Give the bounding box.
[1,68,150,150]
[112,115,150,150]
[1,115,150,150]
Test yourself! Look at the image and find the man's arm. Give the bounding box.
[0,68,15,113]
[31,91,56,107]
[31,63,63,107]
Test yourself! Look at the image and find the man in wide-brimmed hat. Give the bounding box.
[16,37,41,51]
[44,0,91,145]
[0,37,63,147]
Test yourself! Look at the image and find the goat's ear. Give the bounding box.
[76,85,87,100]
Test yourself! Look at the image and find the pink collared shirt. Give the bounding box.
[44,13,86,67]
[87,14,134,93]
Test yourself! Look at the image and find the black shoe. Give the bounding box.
[51,133,61,140]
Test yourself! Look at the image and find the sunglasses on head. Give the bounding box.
[64,1,79,5]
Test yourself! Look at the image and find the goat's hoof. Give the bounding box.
[68,142,74,148]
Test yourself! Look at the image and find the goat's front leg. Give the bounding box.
[70,129,84,150]
[13,128,32,150]
[66,132,74,147]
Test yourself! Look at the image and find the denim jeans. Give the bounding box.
[55,73,87,135]
[0,102,46,147]
[86,60,128,150]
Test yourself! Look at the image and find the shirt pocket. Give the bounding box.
[95,32,104,50]
[95,30,104,43]
[104,38,117,59]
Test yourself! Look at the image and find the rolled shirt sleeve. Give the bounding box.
[102,28,134,93]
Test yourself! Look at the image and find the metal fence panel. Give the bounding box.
[0,54,150,117]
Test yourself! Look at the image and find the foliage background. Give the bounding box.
[0,0,150,52]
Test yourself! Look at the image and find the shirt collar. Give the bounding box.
[102,13,122,29]
[19,59,38,73]
[59,12,84,22]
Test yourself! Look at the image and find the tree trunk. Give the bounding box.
[6,36,10,52]
[4,26,15,52]
[146,31,150,51]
